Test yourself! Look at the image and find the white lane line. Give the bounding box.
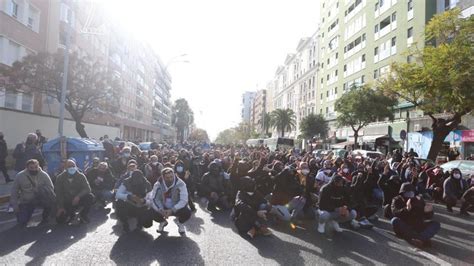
[372,227,452,266]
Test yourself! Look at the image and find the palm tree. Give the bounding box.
[171,98,194,143]
[258,112,272,137]
[270,109,296,137]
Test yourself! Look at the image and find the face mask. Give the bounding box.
[177,166,184,173]
[301,169,310,175]
[247,192,254,196]
[67,167,77,175]
[453,173,461,179]
[29,170,38,176]
[343,168,349,174]
[324,170,331,174]
[403,191,415,198]
[152,162,158,166]
[123,153,130,158]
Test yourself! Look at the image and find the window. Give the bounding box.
[361,75,365,84]
[362,33,366,41]
[445,0,451,10]
[375,25,379,33]
[10,0,18,17]
[374,47,379,55]
[326,107,329,114]
[321,78,323,84]
[391,37,396,46]
[380,0,385,7]
[362,54,366,62]
[392,12,397,22]
[408,0,413,11]
[320,93,323,99]
[336,52,338,59]
[326,91,329,97]
[335,70,338,76]
[327,58,330,65]
[327,75,329,81]
[335,87,338,94]
[380,16,391,30]
[375,1,379,11]
[407,55,414,63]
[344,64,347,71]
[407,27,413,38]
[21,93,33,111]
[5,90,17,109]
[374,69,379,79]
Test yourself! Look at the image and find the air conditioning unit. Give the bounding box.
[414,124,421,132]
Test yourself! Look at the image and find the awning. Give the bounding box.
[331,140,354,149]
[362,134,388,143]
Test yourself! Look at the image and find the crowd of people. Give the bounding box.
[3,132,474,249]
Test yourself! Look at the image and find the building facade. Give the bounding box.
[0,0,174,143]
[241,91,256,123]
[250,89,267,134]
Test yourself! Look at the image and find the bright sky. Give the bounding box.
[103,0,320,140]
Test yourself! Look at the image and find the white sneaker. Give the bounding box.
[331,220,343,232]
[175,219,186,236]
[157,221,168,233]
[350,219,361,230]
[317,222,326,234]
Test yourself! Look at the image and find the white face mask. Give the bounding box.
[343,168,349,174]
[302,169,310,175]
[453,173,461,179]
[247,192,254,196]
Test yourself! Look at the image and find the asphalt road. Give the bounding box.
[0,200,472,265]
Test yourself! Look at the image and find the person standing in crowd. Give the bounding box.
[102,135,116,160]
[232,176,273,238]
[55,160,95,224]
[35,129,47,149]
[391,183,440,248]
[0,132,12,183]
[13,133,45,172]
[150,168,191,236]
[10,159,55,226]
[115,170,152,232]
[443,168,469,214]
[111,147,134,177]
[144,155,163,185]
[317,175,359,234]
[86,162,115,207]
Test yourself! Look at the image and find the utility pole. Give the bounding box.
[58,9,73,137]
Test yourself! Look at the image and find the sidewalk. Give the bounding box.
[0,170,16,204]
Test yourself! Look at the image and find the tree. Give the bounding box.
[189,128,210,142]
[271,109,296,137]
[335,86,396,149]
[214,128,238,145]
[258,112,272,137]
[378,9,474,160]
[171,98,194,143]
[299,113,329,140]
[1,52,121,137]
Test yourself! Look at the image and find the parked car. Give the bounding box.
[351,149,384,160]
[440,160,474,179]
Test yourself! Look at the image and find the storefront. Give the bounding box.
[462,130,474,158]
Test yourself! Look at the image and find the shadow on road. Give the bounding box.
[109,230,204,265]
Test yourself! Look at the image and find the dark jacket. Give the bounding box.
[319,175,352,212]
[55,170,92,208]
[234,190,267,219]
[391,183,433,230]
[13,143,45,172]
[271,168,301,205]
[378,174,402,206]
[200,172,225,196]
[0,139,7,162]
[86,168,115,191]
[443,176,468,200]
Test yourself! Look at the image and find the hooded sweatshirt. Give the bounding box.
[149,174,188,213]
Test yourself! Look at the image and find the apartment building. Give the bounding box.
[250,89,267,133]
[241,91,256,123]
[0,0,174,144]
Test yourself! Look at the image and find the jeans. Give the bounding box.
[56,193,95,224]
[391,217,440,241]
[16,202,52,226]
[0,160,10,181]
[319,208,357,224]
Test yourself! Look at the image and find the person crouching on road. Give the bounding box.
[317,175,359,234]
[10,159,55,227]
[443,168,469,214]
[391,183,440,248]
[150,167,191,236]
[115,170,152,232]
[86,162,115,207]
[232,176,273,239]
[55,159,95,224]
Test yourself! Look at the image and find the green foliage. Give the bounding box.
[299,113,328,139]
[1,51,121,137]
[335,86,396,132]
[214,122,255,145]
[378,8,474,115]
[270,109,296,137]
[171,98,194,142]
[188,128,209,142]
[258,112,273,136]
